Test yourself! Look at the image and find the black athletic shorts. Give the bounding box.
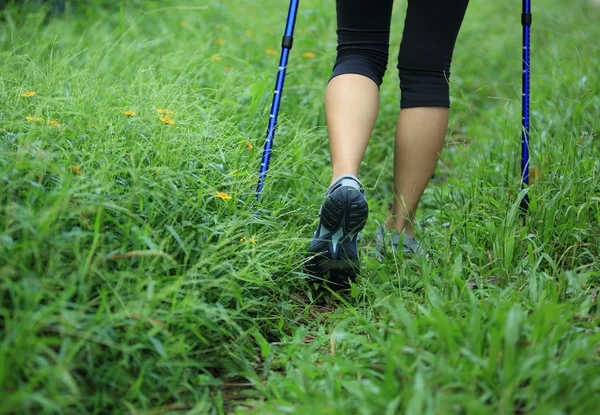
[331,0,469,108]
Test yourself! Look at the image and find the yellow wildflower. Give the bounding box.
[302,52,316,59]
[21,91,36,97]
[249,237,257,244]
[265,49,277,56]
[215,192,232,200]
[156,108,174,114]
[224,66,232,72]
[26,116,43,122]
[216,39,226,46]
[210,55,221,62]
[245,29,254,36]
[245,140,253,150]
[240,236,246,242]
[69,165,83,176]
[123,110,136,116]
[159,116,176,125]
[49,120,60,126]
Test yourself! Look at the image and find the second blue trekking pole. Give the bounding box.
[256,0,300,201]
[520,0,532,213]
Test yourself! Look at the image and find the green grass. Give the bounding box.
[1,0,599,413]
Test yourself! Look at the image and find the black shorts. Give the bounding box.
[331,0,469,108]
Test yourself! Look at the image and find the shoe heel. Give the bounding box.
[320,186,368,234]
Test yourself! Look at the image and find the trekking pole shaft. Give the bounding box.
[520,0,531,212]
[256,0,300,201]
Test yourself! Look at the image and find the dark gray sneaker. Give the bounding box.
[375,225,420,259]
[305,175,369,289]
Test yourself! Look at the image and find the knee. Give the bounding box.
[331,29,390,87]
[398,66,451,108]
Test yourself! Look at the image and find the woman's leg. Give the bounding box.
[326,74,379,181]
[306,0,394,288]
[387,0,470,237]
[387,107,448,238]
[326,0,394,183]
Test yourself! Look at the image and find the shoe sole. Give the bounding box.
[306,186,369,289]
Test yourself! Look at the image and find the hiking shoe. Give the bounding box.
[305,175,369,289]
[375,225,420,259]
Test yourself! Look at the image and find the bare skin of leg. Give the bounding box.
[385,107,448,238]
[325,74,379,184]
[325,74,448,239]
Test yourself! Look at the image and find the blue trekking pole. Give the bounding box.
[520,0,532,212]
[256,0,300,201]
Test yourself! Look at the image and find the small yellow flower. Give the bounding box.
[302,52,316,59]
[156,108,174,114]
[265,49,277,56]
[216,39,226,46]
[123,110,136,116]
[240,235,257,244]
[224,66,232,72]
[69,165,83,176]
[21,91,36,97]
[210,55,221,62]
[245,140,253,150]
[215,192,232,200]
[245,29,254,36]
[26,116,43,122]
[159,116,176,125]
[49,120,60,126]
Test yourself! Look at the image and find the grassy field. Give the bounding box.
[1,0,599,413]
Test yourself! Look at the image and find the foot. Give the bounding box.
[305,175,369,289]
[375,225,420,258]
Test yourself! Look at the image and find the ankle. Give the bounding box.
[328,174,362,193]
[385,218,414,238]
[330,170,359,186]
